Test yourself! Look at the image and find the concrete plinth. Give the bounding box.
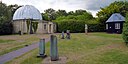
[43,57,67,64]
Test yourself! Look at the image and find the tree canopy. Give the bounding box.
[0,2,21,35]
[97,1,127,24]
[94,1,127,32]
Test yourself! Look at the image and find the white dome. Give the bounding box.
[13,5,42,21]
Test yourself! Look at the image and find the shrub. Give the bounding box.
[57,19,85,33]
[0,21,13,35]
[122,13,128,44]
[88,24,105,32]
[56,19,105,33]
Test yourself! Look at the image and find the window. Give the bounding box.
[44,24,46,30]
[106,24,108,29]
[115,23,120,29]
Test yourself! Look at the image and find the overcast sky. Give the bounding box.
[2,0,126,17]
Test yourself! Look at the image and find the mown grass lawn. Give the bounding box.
[0,34,49,56]
[6,33,128,64]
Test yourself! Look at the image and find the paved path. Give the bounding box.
[0,38,50,64]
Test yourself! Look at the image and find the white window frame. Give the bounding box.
[106,24,108,29]
[115,23,120,29]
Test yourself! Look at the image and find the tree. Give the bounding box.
[56,9,67,17]
[96,1,127,32]
[0,2,20,35]
[42,13,49,21]
[122,12,128,45]
[54,9,95,32]
[44,8,56,21]
[8,4,22,18]
[74,9,87,15]
[0,2,12,34]
[55,11,93,22]
[68,11,74,15]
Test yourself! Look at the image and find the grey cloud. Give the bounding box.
[3,0,128,17]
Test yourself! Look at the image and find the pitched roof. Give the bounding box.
[13,5,42,21]
[106,13,125,23]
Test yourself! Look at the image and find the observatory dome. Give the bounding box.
[13,5,42,20]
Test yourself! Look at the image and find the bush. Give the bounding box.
[57,19,85,33]
[122,13,128,44]
[56,19,105,33]
[0,22,13,35]
[88,24,105,32]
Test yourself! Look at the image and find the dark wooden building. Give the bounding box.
[106,13,125,34]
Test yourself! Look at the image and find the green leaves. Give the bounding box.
[53,9,97,32]
[122,12,128,44]
[32,22,38,33]
[57,20,85,32]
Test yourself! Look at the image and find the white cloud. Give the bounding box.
[2,0,127,17]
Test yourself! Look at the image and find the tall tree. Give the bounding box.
[8,4,22,18]
[0,2,21,35]
[44,8,56,21]
[97,1,127,22]
[68,11,74,15]
[74,9,87,15]
[96,1,127,31]
[56,9,67,17]
[0,2,9,23]
[0,2,12,34]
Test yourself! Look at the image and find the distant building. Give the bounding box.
[106,13,125,34]
[12,5,56,34]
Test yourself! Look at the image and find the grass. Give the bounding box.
[98,50,128,64]
[6,33,128,64]
[0,39,15,43]
[0,34,49,56]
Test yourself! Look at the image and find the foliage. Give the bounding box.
[0,2,20,35]
[56,9,68,17]
[96,1,127,31]
[54,10,100,32]
[43,8,56,21]
[0,3,12,35]
[88,24,105,32]
[32,22,38,33]
[122,12,128,44]
[26,20,30,33]
[56,19,105,32]
[0,22,13,35]
[57,19,85,32]
[42,8,104,33]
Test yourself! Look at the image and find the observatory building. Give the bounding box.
[12,5,56,34]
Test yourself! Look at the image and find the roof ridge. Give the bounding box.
[106,13,125,23]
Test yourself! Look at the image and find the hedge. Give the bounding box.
[122,13,128,45]
[56,19,105,33]
[0,22,13,35]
